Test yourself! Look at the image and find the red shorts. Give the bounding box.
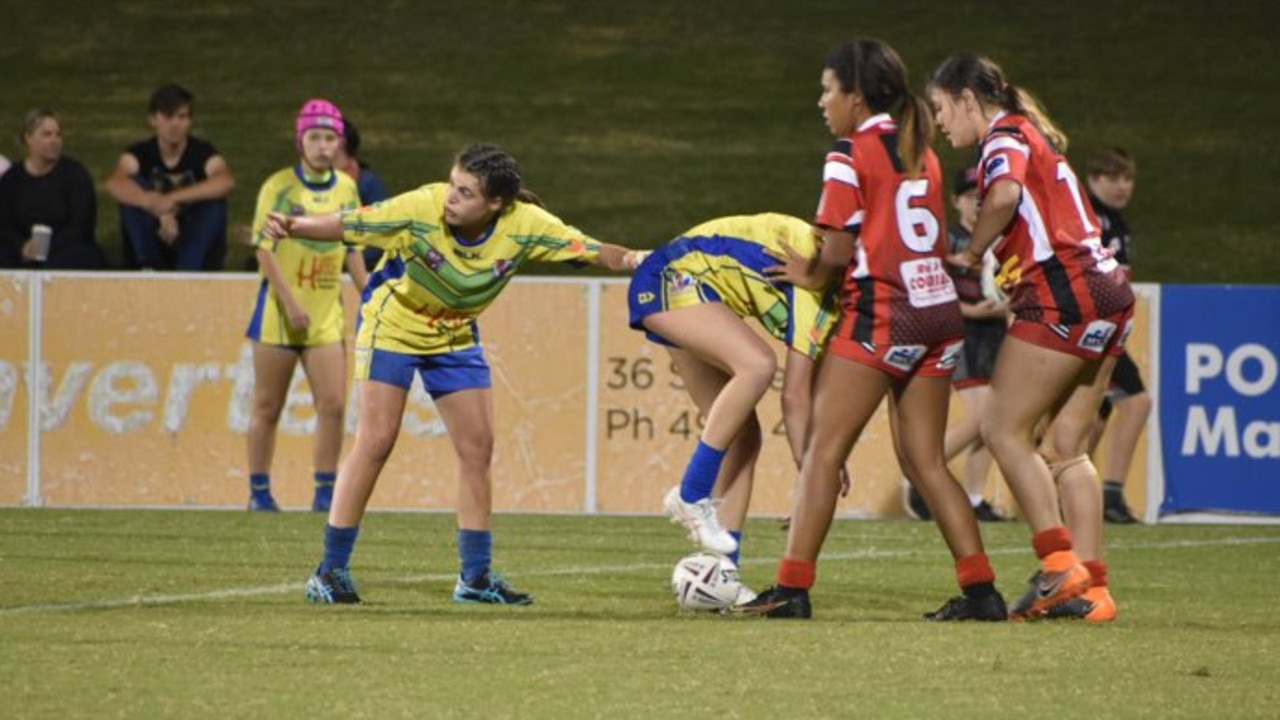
[1008,306,1135,360]
[828,335,964,380]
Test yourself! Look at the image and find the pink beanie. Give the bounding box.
[296,98,345,148]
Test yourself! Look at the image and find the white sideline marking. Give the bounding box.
[2,535,1277,617]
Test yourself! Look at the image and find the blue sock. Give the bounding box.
[728,530,743,566]
[459,529,492,583]
[679,440,727,503]
[319,524,360,574]
[314,471,336,489]
[250,473,271,494]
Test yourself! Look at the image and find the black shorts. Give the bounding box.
[1107,350,1146,399]
[952,319,1006,388]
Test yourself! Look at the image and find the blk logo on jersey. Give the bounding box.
[1078,320,1118,353]
[885,345,927,372]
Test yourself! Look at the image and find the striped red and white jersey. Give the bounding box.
[978,112,1132,325]
[815,113,962,348]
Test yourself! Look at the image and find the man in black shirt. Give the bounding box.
[106,84,235,270]
[1086,148,1147,524]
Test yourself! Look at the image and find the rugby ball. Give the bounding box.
[671,552,742,611]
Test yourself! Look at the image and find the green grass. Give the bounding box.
[3,509,1278,719]
[2,0,1278,280]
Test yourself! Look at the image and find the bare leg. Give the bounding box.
[300,342,348,475]
[785,358,889,563]
[247,342,300,478]
[433,388,495,531]
[328,380,408,527]
[982,336,1091,533]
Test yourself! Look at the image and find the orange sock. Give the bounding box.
[1084,560,1108,588]
[1031,527,1073,559]
[777,558,816,589]
[956,553,995,588]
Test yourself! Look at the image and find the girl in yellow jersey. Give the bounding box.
[244,100,367,512]
[266,143,645,604]
[628,214,841,597]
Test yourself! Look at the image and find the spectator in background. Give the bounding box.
[332,118,390,269]
[105,84,234,271]
[0,153,10,177]
[0,109,108,269]
[1086,147,1148,524]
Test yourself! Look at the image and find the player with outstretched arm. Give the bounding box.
[265,143,647,605]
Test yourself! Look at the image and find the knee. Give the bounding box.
[1123,392,1153,419]
[313,395,345,422]
[1044,420,1091,460]
[455,434,494,473]
[740,352,777,395]
[356,427,398,464]
[251,396,284,425]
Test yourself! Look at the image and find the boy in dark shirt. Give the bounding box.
[106,84,235,270]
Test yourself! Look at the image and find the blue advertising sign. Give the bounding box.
[1160,285,1280,516]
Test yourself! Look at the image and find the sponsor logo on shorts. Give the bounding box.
[885,345,927,372]
[638,291,656,304]
[1078,320,1118,353]
[937,341,964,370]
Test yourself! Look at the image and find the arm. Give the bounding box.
[165,154,235,205]
[344,247,369,294]
[593,243,649,272]
[780,349,817,469]
[265,212,346,243]
[959,298,1008,321]
[766,228,855,290]
[104,152,175,215]
[255,247,310,331]
[949,179,1020,270]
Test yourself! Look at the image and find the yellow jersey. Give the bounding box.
[246,166,361,347]
[342,183,603,355]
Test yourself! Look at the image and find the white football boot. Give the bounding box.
[664,486,738,555]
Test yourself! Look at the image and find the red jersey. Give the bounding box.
[815,114,962,351]
[978,112,1133,325]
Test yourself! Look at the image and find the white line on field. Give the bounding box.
[2,535,1277,617]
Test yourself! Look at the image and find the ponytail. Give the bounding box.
[515,188,545,209]
[898,92,934,177]
[1006,84,1068,152]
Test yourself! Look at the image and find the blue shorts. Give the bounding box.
[627,243,723,348]
[356,345,492,398]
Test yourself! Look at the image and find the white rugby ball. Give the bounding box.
[671,552,742,611]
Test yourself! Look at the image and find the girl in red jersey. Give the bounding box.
[927,53,1135,621]
[743,38,1006,621]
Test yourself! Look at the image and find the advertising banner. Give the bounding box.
[1159,285,1280,517]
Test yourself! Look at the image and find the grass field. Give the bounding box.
[3,0,1279,281]
[3,509,1278,719]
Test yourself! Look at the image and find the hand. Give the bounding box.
[623,250,651,271]
[158,213,180,245]
[284,300,311,332]
[148,192,178,217]
[764,239,820,289]
[946,251,980,271]
[263,212,293,241]
[20,238,43,262]
[838,465,852,498]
